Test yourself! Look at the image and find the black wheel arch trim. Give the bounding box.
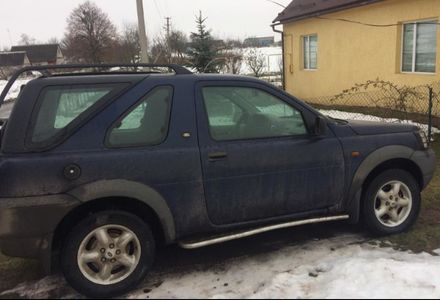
[347,145,422,223]
[66,179,176,244]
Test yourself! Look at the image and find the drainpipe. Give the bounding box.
[272,23,285,90]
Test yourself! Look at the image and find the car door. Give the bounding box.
[196,81,345,225]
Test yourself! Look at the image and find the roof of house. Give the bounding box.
[273,0,383,24]
[10,44,61,64]
[0,51,28,67]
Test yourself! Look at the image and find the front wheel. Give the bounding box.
[61,211,155,298]
[362,169,421,236]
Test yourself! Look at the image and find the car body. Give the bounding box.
[0,64,436,297]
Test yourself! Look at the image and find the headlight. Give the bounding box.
[416,130,429,149]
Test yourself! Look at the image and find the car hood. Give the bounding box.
[347,120,419,135]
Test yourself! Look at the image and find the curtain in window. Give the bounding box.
[309,35,318,69]
[416,23,438,73]
[402,22,438,73]
[304,35,317,69]
[402,24,414,72]
[304,36,310,69]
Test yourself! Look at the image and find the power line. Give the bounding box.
[152,0,163,18]
[264,0,287,8]
[315,16,440,27]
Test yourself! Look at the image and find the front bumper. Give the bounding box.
[411,148,437,189]
[0,194,79,272]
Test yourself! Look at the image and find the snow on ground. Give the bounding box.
[320,109,440,135]
[0,77,33,102]
[240,47,282,75]
[2,234,440,299]
[126,235,440,299]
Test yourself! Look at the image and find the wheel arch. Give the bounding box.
[50,180,176,272]
[347,145,422,223]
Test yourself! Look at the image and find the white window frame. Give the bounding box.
[303,34,318,70]
[401,19,438,74]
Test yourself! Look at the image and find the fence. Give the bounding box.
[304,80,440,142]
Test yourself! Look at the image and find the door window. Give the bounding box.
[202,86,307,141]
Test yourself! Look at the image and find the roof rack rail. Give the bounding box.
[0,63,192,107]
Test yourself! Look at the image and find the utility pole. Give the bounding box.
[136,0,149,63]
[165,17,171,40]
[165,17,172,63]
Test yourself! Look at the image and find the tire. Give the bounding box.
[61,211,155,298]
[362,169,421,236]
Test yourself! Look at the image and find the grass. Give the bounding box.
[0,253,41,292]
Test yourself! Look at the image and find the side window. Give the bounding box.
[107,86,173,147]
[31,84,121,144]
[202,87,307,141]
[303,34,318,70]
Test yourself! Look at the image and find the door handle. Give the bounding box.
[208,152,228,161]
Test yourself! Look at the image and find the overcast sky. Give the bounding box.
[0,0,290,49]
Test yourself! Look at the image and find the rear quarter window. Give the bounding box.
[106,86,173,148]
[29,83,127,146]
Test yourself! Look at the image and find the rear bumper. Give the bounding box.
[411,148,437,189]
[0,194,79,272]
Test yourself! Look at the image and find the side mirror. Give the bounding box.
[314,116,327,136]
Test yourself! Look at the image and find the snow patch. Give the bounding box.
[320,109,440,135]
[124,235,440,299]
[2,235,440,299]
[0,77,34,102]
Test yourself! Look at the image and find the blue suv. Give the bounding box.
[0,64,436,297]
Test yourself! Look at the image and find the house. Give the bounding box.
[273,0,440,100]
[0,51,30,68]
[244,36,276,48]
[10,44,64,66]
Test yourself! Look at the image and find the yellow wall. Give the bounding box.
[282,0,440,100]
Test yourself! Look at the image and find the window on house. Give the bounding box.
[303,35,318,70]
[402,20,438,73]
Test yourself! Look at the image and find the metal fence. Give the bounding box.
[304,81,440,141]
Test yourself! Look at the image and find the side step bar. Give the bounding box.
[179,215,350,250]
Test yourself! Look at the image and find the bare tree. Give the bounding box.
[151,36,168,64]
[221,50,243,74]
[245,48,266,77]
[62,1,118,64]
[18,34,37,46]
[168,30,188,64]
[47,37,60,44]
[151,29,188,65]
[114,23,141,64]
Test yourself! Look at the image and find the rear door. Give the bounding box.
[196,81,345,225]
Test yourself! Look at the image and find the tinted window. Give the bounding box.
[203,87,307,141]
[31,84,119,144]
[107,86,173,147]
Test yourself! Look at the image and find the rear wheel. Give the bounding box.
[362,169,421,236]
[61,211,155,298]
